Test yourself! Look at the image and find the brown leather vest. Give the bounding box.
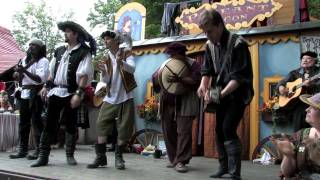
[104,50,137,94]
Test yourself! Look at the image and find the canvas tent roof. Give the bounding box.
[0,26,24,73]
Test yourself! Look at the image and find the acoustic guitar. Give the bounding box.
[278,73,320,107]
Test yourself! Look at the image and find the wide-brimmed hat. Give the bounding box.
[29,39,45,47]
[58,21,90,41]
[164,42,187,56]
[300,51,318,59]
[300,93,320,110]
[58,21,97,55]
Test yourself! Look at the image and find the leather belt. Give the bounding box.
[21,85,42,89]
[53,84,69,88]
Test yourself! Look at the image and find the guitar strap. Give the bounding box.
[203,33,238,112]
[103,50,113,97]
[207,33,237,87]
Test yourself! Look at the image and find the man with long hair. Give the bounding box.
[31,21,96,167]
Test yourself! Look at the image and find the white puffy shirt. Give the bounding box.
[47,44,94,98]
[21,57,50,99]
[102,50,135,104]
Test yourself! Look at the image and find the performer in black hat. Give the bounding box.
[9,39,49,160]
[31,21,96,167]
[278,51,320,131]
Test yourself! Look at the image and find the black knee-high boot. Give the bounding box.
[210,138,228,178]
[87,143,107,168]
[9,127,29,159]
[30,133,51,167]
[115,145,126,170]
[225,139,242,180]
[65,132,77,165]
[27,135,40,160]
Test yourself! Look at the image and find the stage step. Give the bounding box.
[0,169,55,180]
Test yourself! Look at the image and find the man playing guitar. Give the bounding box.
[278,51,320,131]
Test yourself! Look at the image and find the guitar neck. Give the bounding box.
[296,75,320,89]
[309,75,319,82]
[296,83,303,89]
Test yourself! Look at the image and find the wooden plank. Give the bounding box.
[0,169,55,180]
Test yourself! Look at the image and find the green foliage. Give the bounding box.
[308,0,320,19]
[87,0,123,30]
[87,0,183,79]
[11,0,74,60]
[87,0,181,40]
[145,24,161,39]
[87,0,125,65]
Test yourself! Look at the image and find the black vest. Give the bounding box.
[53,45,90,93]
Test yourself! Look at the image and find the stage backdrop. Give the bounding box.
[133,53,168,131]
[258,40,300,139]
[114,2,146,41]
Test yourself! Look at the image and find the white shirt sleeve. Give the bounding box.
[35,58,50,83]
[49,58,56,79]
[121,55,135,73]
[76,53,94,85]
[101,64,111,83]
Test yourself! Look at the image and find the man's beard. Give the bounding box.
[65,37,69,43]
[26,48,32,55]
[27,48,37,57]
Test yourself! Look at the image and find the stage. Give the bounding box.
[0,145,280,180]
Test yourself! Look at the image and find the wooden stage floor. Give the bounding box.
[0,145,280,180]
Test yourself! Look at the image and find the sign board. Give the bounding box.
[115,2,146,41]
[175,0,283,30]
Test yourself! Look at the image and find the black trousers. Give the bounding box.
[42,95,78,144]
[19,95,44,147]
[215,98,246,142]
[291,101,310,132]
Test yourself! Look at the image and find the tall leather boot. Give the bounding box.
[30,133,51,167]
[27,135,40,160]
[210,138,228,178]
[9,128,29,159]
[87,143,107,169]
[115,145,126,170]
[225,139,242,180]
[65,132,77,165]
